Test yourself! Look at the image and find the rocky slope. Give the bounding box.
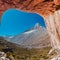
[0,37,54,60]
[0,37,18,60]
[5,24,50,48]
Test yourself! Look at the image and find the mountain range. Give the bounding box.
[4,23,50,48]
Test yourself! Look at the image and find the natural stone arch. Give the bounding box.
[0,0,60,55]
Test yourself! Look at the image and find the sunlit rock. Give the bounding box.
[51,56,60,60]
[54,0,60,5]
[51,57,57,60]
[0,52,10,60]
[45,10,60,55]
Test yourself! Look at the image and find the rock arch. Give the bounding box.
[0,0,60,55]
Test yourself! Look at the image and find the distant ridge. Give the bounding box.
[4,24,50,49]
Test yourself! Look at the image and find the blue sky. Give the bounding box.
[0,9,46,36]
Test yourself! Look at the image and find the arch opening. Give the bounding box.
[0,9,46,36]
[0,9,51,49]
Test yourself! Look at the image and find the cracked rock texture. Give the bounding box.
[0,0,60,18]
[54,0,60,5]
[45,10,60,52]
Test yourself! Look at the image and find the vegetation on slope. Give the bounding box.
[0,37,55,60]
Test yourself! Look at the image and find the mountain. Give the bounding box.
[0,37,53,60]
[4,24,50,48]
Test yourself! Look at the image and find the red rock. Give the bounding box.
[0,0,60,17]
[33,0,44,5]
[54,0,60,5]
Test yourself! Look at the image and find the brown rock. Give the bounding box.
[0,0,60,17]
[32,0,44,5]
[54,0,60,5]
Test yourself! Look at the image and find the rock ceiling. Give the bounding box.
[0,0,60,18]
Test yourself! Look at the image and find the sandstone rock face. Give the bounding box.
[54,0,60,5]
[27,0,44,8]
[45,10,60,53]
[0,0,59,17]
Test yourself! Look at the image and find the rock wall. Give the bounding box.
[45,10,60,53]
[54,0,60,5]
[0,0,60,17]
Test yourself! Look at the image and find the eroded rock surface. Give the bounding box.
[54,0,60,5]
[45,10,60,54]
[0,0,60,18]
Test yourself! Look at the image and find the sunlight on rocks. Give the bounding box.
[45,10,60,59]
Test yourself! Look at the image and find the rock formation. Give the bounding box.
[46,10,60,55]
[0,0,60,56]
[0,52,10,60]
[54,0,60,5]
[0,0,60,17]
